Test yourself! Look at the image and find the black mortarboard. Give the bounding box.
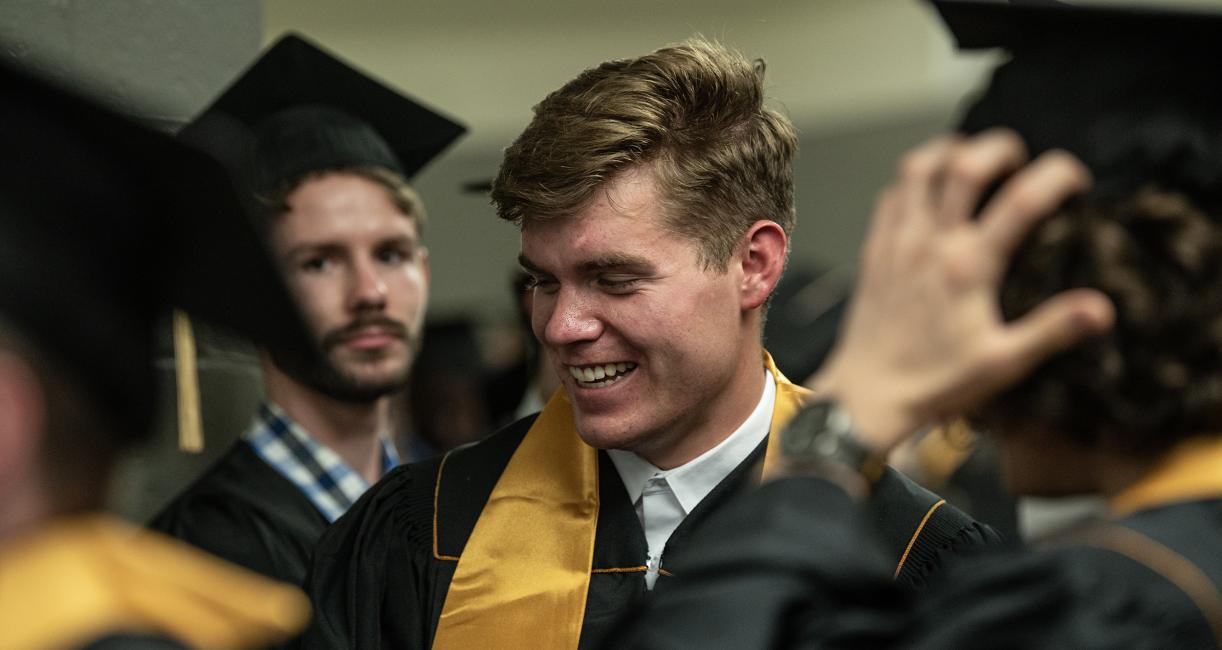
[179,33,466,195]
[933,0,1222,208]
[0,58,317,445]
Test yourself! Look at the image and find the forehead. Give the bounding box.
[520,170,693,265]
[274,172,419,241]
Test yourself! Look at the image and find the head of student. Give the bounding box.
[933,1,1222,496]
[0,61,314,532]
[492,38,797,467]
[181,35,464,404]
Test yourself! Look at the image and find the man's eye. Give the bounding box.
[598,277,641,292]
[300,257,331,273]
[378,248,409,265]
[529,276,559,292]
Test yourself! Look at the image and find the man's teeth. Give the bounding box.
[569,362,635,384]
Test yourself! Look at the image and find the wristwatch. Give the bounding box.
[781,399,886,485]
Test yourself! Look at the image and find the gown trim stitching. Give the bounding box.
[893,499,945,580]
[589,566,674,576]
[433,451,461,561]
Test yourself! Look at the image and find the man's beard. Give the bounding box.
[267,314,416,403]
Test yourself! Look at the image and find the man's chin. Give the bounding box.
[320,365,411,401]
[572,413,644,451]
[270,347,408,403]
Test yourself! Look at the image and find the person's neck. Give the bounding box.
[1094,449,1162,500]
[262,364,389,485]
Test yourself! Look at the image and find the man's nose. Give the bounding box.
[538,287,602,347]
[349,257,388,311]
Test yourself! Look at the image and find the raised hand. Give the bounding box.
[812,129,1115,456]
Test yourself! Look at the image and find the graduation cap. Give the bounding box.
[179,33,466,195]
[933,0,1222,208]
[0,57,318,447]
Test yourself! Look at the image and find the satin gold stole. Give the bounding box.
[432,352,809,649]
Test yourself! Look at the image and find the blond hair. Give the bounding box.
[492,38,797,270]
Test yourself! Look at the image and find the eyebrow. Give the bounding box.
[285,242,345,260]
[285,234,418,260]
[518,253,544,274]
[518,252,655,275]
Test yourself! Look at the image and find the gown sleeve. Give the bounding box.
[297,463,440,650]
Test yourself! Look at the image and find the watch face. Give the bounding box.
[781,400,836,457]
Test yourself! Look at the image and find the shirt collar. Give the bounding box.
[242,400,401,523]
[608,369,775,514]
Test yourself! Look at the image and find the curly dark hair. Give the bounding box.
[972,188,1222,455]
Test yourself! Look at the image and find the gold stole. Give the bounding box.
[1110,436,1222,516]
[0,515,309,650]
[432,352,809,650]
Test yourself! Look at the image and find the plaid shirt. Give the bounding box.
[244,401,401,523]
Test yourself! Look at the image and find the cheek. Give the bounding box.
[660,281,739,340]
[289,277,341,324]
[393,262,428,290]
[388,265,428,299]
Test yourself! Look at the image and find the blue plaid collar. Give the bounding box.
[243,400,401,523]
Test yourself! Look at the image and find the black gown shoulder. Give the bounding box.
[868,465,1004,588]
[619,477,1222,649]
[149,440,328,585]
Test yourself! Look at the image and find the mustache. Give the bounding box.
[321,315,409,350]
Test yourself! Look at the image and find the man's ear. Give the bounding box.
[0,350,46,496]
[738,220,788,311]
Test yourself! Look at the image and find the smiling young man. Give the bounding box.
[303,38,993,650]
[150,35,464,587]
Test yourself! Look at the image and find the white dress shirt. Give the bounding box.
[608,370,776,588]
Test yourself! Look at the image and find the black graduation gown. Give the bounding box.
[150,440,329,586]
[616,476,1222,648]
[300,415,999,649]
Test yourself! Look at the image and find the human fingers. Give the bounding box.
[988,288,1114,390]
[893,135,959,233]
[977,150,1092,264]
[861,186,901,273]
[884,135,962,263]
[861,135,957,273]
[937,128,1028,227]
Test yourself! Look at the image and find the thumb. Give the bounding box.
[995,288,1115,385]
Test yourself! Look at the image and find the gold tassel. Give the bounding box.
[173,310,204,453]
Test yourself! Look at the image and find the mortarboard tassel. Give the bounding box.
[173,310,204,453]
